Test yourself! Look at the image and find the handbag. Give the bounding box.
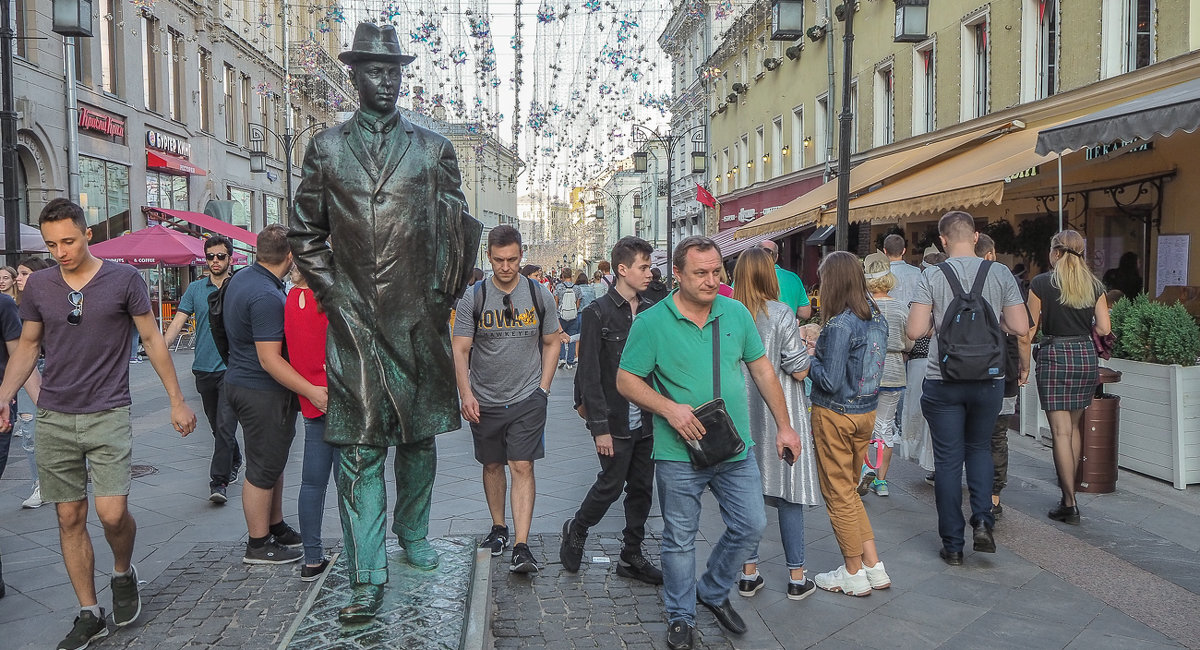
[656,317,746,470]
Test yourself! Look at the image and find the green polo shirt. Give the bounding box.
[775,265,810,315]
[619,293,766,463]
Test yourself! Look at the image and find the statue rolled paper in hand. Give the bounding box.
[289,22,483,624]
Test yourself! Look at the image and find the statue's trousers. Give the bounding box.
[335,439,436,585]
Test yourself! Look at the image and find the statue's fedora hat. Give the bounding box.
[338,23,416,66]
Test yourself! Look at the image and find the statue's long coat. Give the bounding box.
[289,113,482,446]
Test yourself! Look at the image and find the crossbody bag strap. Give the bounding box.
[711,316,721,400]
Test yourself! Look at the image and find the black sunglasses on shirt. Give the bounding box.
[67,290,83,326]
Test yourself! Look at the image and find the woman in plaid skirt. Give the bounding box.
[1021,230,1111,525]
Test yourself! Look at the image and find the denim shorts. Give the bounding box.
[36,406,132,503]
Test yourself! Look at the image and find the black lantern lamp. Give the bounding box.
[249,149,267,174]
[770,0,805,41]
[632,197,643,220]
[894,0,930,43]
[633,151,649,173]
[53,0,94,37]
[691,150,707,174]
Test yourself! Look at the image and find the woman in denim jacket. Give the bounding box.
[808,251,891,598]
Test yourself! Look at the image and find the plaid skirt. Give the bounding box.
[1036,339,1098,411]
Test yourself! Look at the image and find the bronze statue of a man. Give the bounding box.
[289,23,482,623]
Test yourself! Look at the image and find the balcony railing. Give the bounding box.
[289,41,359,112]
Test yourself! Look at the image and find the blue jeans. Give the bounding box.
[299,416,337,565]
[921,379,1003,552]
[747,498,806,570]
[656,458,767,626]
[559,317,580,364]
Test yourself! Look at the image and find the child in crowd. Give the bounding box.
[858,253,910,498]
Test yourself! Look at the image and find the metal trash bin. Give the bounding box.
[1077,367,1122,494]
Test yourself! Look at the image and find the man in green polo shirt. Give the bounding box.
[617,236,801,650]
[758,239,811,320]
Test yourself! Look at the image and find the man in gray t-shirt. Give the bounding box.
[451,226,560,574]
[906,211,1029,566]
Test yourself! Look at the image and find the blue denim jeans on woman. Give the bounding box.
[559,316,581,364]
[746,497,806,570]
[300,415,337,565]
[921,379,1003,553]
[656,457,766,626]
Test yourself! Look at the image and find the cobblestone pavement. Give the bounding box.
[2,357,1200,649]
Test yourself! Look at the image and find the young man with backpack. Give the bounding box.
[555,268,583,369]
[907,212,1028,566]
[453,226,561,573]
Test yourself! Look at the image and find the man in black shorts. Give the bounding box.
[222,224,328,566]
[452,226,560,574]
[0,199,196,650]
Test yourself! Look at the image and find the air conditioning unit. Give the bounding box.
[786,44,803,60]
[726,93,738,103]
[717,103,727,114]
[732,82,748,94]
[763,58,781,71]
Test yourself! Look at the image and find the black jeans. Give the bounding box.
[573,429,655,553]
[195,370,242,489]
[992,414,1011,496]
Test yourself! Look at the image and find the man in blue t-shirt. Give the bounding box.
[163,235,242,503]
[223,224,327,567]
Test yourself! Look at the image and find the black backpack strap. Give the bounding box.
[712,317,721,400]
[473,280,487,332]
[937,262,967,299]
[527,276,545,326]
[969,260,994,298]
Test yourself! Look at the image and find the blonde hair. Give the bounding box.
[863,257,896,294]
[732,247,779,318]
[1050,230,1104,309]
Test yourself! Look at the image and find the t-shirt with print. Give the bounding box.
[176,276,225,373]
[19,261,152,413]
[913,256,1024,381]
[221,263,287,392]
[453,276,558,406]
[619,294,766,463]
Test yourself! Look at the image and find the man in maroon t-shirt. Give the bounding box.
[0,199,196,650]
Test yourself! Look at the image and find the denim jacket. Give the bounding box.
[573,287,654,440]
[810,304,888,414]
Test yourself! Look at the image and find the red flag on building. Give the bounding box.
[696,183,717,208]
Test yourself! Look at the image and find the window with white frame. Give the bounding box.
[1101,0,1155,77]
[913,40,936,135]
[733,140,742,189]
[142,16,158,111]
[816,94,829,164]
[740,134,750,188]
[961,11,990,120]
[790,107,804,172]
[849,80,859,153]
[772,116,783,177]
[1021,0,1059,101]
[722,148,730,192]
[873,63,894,147]
[755,126,765,183]
[1125,0,1155,71]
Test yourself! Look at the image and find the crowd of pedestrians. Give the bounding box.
[0,198,1121,650]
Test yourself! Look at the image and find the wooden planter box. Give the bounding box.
[1104,358,1200,489]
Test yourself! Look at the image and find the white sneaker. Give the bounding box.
[862,560,892,589]
[21,484,44,509]
[814,565,872,597]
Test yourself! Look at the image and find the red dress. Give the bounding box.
[284,287,328,419]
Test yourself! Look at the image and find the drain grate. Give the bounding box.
[131,464,159,478]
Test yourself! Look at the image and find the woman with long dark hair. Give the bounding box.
[808,251,891,597]
[731,247,821,602]
[1022,230,1110,524]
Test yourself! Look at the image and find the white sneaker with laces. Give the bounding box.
[21,483,44,509]
[814,565,872,597]
[862,560,891,589]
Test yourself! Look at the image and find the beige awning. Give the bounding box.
[820,124,1061,225]
[735,125,998,239]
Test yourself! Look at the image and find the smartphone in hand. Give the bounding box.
[783,448,796,466]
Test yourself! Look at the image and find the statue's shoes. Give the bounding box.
[401,538,440,571]
[338,584,383,624]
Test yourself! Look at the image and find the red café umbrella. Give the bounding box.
[90,225,249,324]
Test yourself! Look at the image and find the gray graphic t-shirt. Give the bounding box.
[453,277,559,406]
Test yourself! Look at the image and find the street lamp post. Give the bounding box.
[631,124,706,280]
[248,121,326,217]
[834,2,856,252]
[591,184,641,245]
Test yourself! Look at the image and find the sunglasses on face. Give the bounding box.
[67,290,83,326]
[206,253,229,261]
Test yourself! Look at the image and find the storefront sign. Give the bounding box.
[1086,138,1152,160]
[146,129,192,158]
[78,105,126,141]
[717,176,824,230]
[1005,166,1039,182]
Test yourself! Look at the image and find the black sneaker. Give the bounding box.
[787,578,817,601]
[243,540,303,565]
[481,524,509,557]
[616,551,663,585]
[558,518,587,573]
[924,471,936,486]
[209,484,228,504]
[992,502,1004,519]
[300,557,331,582]
[110,565,141,627]
[666,619,694,650]
[737,573,764,597]
[510,543,539,573]
[57,609,108,650]
[271,523,303,548]
[229,459,242,485]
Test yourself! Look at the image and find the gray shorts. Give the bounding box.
[226,386,298,489]
[471,389,548,465]
[36,406,132,503]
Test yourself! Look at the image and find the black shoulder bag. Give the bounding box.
[656,317,745,469]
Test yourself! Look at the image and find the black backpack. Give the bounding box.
[472,276,547,335]
[207,269,239,363]
[936,261,1006,381]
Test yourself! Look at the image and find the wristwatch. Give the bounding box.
[540,386,551,396]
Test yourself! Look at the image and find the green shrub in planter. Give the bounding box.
[1110,294,1200,366]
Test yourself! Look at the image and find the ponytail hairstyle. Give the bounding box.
[1050,230,1104,309]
